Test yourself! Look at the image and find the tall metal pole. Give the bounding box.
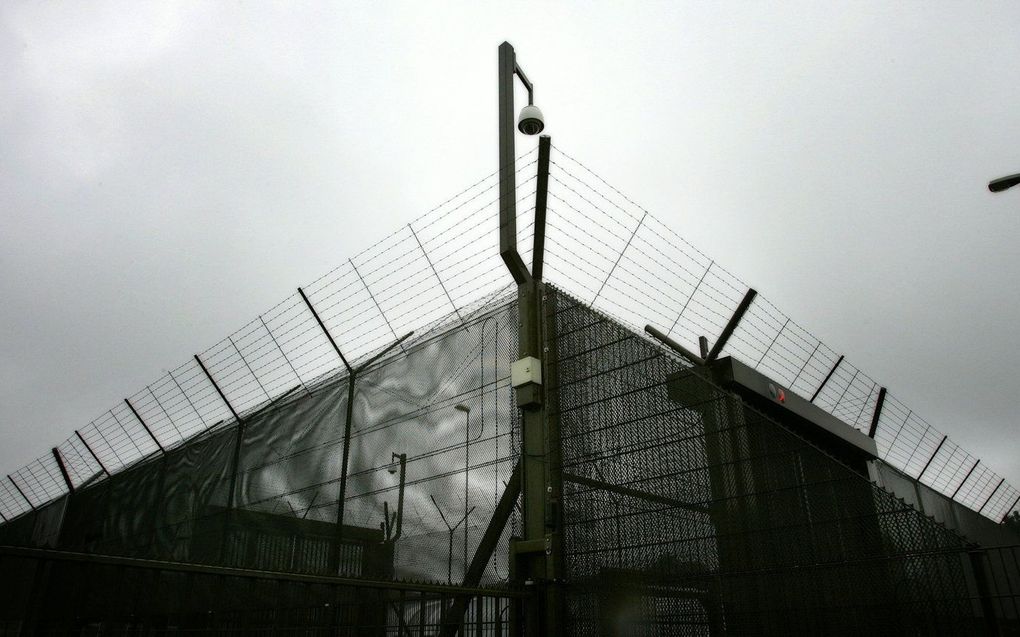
[497,41,560,636]
[498,41,530,285]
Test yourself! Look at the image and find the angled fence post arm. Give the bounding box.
[298,287,352,373]
[124,398,165,455]
[8,475,35,511]
[916,435,947,481]
[811,355,844,403]
[705,289,757,363]
[951,460,980,500]
[75,430,110,478]
[440,460,522,637]
[867,387,887,439]
[978,478,1005,515]
[51,448,74,494]
[532,135,551,281]
[194,355,243,425]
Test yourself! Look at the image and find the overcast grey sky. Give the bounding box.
[2,2,1019,501]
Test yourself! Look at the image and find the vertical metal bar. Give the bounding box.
[110,408,144,457]
[917,435,947,481]
[968,550,1001,634]
[790,340,821,388]
[867,387,887,439]
[8,475,35,511]
[952,459,980,500]
[591,211,647,307]
[409,224,466,328]
[229,336,271,399]
[854,382,877,429]
[51,448,75,493]
[532,135,551,281]
[903,421,932,470]
[220,422,244,565]
[350,260,406,353]
[1003,495,1020,523]
[498,41,529,285]
[331,371,357,574]
[811,355,845,403]
[168,370,206,428]
[698,336,709,360]
[886,408,913,458]
[978,478,1006,515]
[259,315,310,396]
[756,318,789,368]
[75,430,110,478]
[124,398,165,454]
[194,354,243,424]
[668,260,713,335]
[298,287,352,372]
[832,370,859,415]
[331,331,411,573]
[147,386,184,441]
[706,288,758,363]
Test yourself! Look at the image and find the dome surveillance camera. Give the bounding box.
[517,104,545,135]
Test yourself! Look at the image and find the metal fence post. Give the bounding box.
[8,474,35,511]
[75,430,110,478]
[867,387,887,439]
[195,353,245,565]
[951,460,980,501]
[706,289,757,363]
[51,448,75,494]
[125,398,166,455]
[916,435,947,481]
[810,355,844,403]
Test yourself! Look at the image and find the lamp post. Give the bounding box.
[988,173,1020,193]
[455,403,472,579]
[497,41,545,284]
[497,41,561,636]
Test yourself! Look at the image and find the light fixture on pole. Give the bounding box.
[498,41,547,284]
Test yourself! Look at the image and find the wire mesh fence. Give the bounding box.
[1,296,523,591]
[1,141,1016,532]
[547,287,1018,635]
[0,544,524,635]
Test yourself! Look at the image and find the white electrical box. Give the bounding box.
[511,356,542,388]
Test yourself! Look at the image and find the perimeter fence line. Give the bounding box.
[1,142,1017,527]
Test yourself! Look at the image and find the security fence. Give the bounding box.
[1,143,1019,634]
[1,144,1014,528]
[1,284,1018,634]
[0,544,523,635]
[549,287,1019,635]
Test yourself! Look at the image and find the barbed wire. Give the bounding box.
[0,142,1016,529]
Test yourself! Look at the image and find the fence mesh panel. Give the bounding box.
[548,287,1015,636]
